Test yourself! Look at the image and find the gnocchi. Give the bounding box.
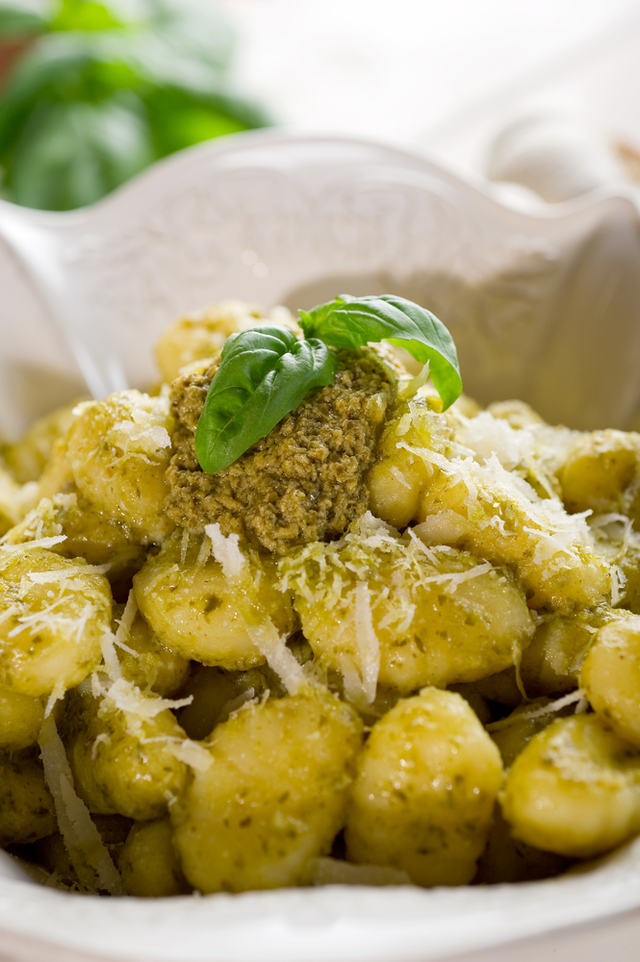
[344,688,502,885]
[1,296,640,899]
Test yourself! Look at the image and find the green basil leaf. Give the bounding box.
[195,326,337,475]
[0,6,47,38]
[299,294,462,410]
[0,0,270,208]
[9,93,154,210]
[50,0,124,32]
[143,85,270,158]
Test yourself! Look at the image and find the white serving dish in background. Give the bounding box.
[2,130,640,962]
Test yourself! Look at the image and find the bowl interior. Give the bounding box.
[2,131,640,962]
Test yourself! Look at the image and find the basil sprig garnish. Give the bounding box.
[195,295,462,475]
[298,294,462,411]
[195,326,337,475]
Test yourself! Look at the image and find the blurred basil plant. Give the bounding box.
[0,0,271,210]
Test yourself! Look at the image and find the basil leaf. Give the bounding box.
[9,93,154,210]
[195,326,337,475]
[0,6,48,38]
[143,85,270,159]
[50,0,124,32]
[299,294,462,410]
[0,0,270,210]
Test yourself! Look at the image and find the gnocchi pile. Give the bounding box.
[2,298,640,896]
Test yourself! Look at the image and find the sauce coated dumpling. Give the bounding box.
[501,714,640,859]
[171,686,363,892]
[133,529,296,671]
[345,688,503,886]
[6,295,640,897]
[66,390,174,545]
[281,514,534,701]
[66,686,189,821]
[0,545,112,698]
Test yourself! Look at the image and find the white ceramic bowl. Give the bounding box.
[2,130,640,962]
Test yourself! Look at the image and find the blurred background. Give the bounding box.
[2,0,640,211]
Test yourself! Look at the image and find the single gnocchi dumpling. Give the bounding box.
[1,400,81,484]
[0,752,57,846]
[0,465,35,537]
[558,429,640,516]
[113,602,190,697]
[501,713,640,858]
[416,451,610,613]
[154,301,297,384]
[0,545,112,698]
[66,684,189,821]
[367,395,455,529]
[519,606,618,697]
[171,686,363,893]
[281,514,534,702]
[134,529,296,670]
[65,390,174,544]
[344,688,503,886]
[581,614,640,747]
[119,817,190,897]
[0,685,44,751]
[4,494,146,594]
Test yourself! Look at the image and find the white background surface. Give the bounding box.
[221,0,640,175]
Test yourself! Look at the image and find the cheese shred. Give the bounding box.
[38,715,123,895]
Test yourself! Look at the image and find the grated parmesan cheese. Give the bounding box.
[100,629,123,681]
[91,732,111,760]
[44,680,66,719]
[195,535,211,568]
[0,535,67,552]
[180,527,190,566]
[353,583,380,708]
[458,410,536,471]
[38,715,123,895]
[397,360,430,402]
[112,591,138,659]
[242,614,306,696]
[140,735,212,772]
[108,393,172,457]
[220,687,257,718]
[204,523,246,580]
[389,466,411,490]
[26,569,84,584]
[309,857,411,887]
[94,676,193,728]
